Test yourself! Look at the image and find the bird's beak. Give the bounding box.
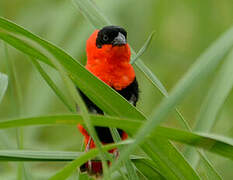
[112,32,127,46]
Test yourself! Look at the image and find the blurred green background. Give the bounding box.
[0,0,233,179]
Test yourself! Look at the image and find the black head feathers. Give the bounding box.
[96,26,127,48]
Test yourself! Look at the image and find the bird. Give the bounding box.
[77,25,139,176]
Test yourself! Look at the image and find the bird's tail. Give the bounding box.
[77,124,128,176]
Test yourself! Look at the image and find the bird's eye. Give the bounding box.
[103,34,109,41]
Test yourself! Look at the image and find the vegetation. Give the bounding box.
[0,0,233,179]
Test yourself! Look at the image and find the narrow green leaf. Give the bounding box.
[72,0,110,29]
[3,43,27,180]
[143,139,199,180]
[112,22,233,173]
[0,72,8,103]
[110,127,139,180]
[0,72,12,153]
[3,43,22,115]
[198,151,222,180]
[0,150,83,161]
[0,149,141,162]
[0,149,163,179]
[133,158,165,180]
[0,115,232,161]
[48,140,133,180]
[186,49,233,168]
[30,57,75,112]
[130,31,155,64]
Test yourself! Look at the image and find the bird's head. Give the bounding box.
[96,26,127,48]
[86,26,130,61]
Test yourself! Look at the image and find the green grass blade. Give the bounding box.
[186,49,233,168]
[112,22,233,172]
[110,127,139,180]
[0,149,163,179]
[48,140,133,180]
[0,115,232,161]
[130,31,155,64]
[142,139,199,180]
[3,43,22,115]
[3,43,27,180]
[0,16,145,120]
[0,150,83,161]
[133,158,165,180]
[0,150,142,162]
[0,45,17,149]
[198,151,222,180]
[72,0,110,29]
[0,72,8,103]
[30,57,75,112]
[196,50,233,132]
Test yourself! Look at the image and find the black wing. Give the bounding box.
[116,78,139,106]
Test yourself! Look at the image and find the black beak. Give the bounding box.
[112,32,127,46]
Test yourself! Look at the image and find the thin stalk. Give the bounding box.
[4,43,27,180]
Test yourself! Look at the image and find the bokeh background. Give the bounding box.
[0,0,233,179]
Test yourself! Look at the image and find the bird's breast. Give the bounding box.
[86,60,135,90]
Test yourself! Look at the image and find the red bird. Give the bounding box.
[77,26,139,176]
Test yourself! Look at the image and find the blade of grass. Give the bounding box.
[0,72,8,103]
[3,43,28,180]
[0,115,232,161]
[185,49,233,168]
[3,43,22,115]
[133,158,165,180]
[130,31,155,65]
[135,48,221,179]
[0,149,164,179]
[130,21,220,178]
[48,140,133,180]
[30,57,75,112]
[198,151,222,180]
[0,150,140,162]
[0,47,15,149]
[110,21,233,173]
[0,150,83,161]
[110,128,139,180]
